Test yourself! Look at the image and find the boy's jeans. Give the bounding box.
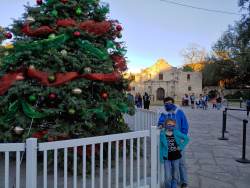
[164,159,180,188]
[179,148,188,185]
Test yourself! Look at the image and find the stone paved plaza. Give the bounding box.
[1,103,250,188]
[150,104,250,188]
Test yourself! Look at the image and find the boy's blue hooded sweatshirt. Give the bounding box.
[157,104,188,135]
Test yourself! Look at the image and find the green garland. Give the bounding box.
[1,35,127,67]
[1,98,128,122]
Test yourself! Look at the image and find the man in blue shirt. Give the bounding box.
[157,97,189,188]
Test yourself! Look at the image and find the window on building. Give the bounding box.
[159,74,163,80]
[188,86,191,91]
[132,87,135,91]
[187,74,190,81]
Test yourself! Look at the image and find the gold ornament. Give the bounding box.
[61,50,67,57]
[14,126,24,135]
[72,88,82,96]
[26,17,35,25]
[29,65,35,69]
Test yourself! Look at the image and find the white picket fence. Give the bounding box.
[0,109,164,188]
[123,108,161,132]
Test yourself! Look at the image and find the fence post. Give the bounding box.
[218,111,228,140]
[26,138,37,188]
[151,126,157,188]
[224,108,229,133]
[236,119,250,163]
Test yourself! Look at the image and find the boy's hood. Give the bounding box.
[160,104,180,115]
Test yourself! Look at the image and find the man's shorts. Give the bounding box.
[191,101,194,104]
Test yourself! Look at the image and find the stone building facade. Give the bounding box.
[123,59,202,101]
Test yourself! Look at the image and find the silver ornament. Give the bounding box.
[61,50,67,57]
[107,48,114,55]
[26,17,35,25]
[49,33,56,39]
[4,52,9,57]
[29,65,35,69]
[72,88,82,96]
[14,126,24,135]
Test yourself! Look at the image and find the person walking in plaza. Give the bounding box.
[216,95,222,109]
[205,94,209,107]
[135,93,139,106]
[160,118,189,188]
[183,94,189,106]
[246,97,250,118]
[212,98,216,109]
[157,97,189,188]
[190,93,195,109]
[137,94,142,108]
[201,95,206,110]
[143,92,150,110]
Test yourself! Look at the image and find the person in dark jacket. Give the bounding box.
[143,92,150,110]
[216,95,222,109]
[137,94,142,108]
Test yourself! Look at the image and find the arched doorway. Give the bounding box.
[157,88,165,100]
[208,90,220,99]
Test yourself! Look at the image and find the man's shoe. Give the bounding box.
[181,183,188,188]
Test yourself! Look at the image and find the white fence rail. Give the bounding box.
[0,143,25,188]
[1,111,164,188]
[123,108,161,132]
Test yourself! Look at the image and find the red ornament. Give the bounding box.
[116,25,122,31]
[50,93,56,99]
[128,86,131,91]
[74,31,81,38]
[122,118,124,122]
[47,137,55,142]
[61,0,67,3]
[5,33,12,39]
[102,93,108,99]
[37,0,43,5]
[118,45,121,48]
[94,2,99,6]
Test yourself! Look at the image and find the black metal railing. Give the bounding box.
[218,108,250,163]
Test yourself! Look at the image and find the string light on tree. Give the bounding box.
[49,33,56,39]
[72,88,82,96]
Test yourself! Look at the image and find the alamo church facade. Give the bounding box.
[123,59,202,101]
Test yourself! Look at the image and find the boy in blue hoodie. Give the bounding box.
[157,97,189,188]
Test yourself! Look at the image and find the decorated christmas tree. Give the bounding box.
[0,0,134,173]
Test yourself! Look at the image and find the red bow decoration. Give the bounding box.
[21,19,111,36]
[112,55,127,73]
[0,67,120,96]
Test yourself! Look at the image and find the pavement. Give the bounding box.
[1,103,250,188]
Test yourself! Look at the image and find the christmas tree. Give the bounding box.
[0,0,135,173]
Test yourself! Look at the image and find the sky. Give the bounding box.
[0,0,247,73]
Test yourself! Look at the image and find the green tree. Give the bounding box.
[0,0,134,173]
[182,65,194,72]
